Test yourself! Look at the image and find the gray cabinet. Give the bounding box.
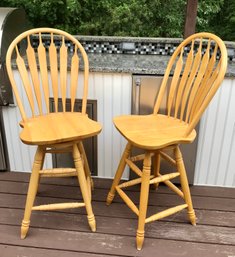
[50,98,98,176]
[0,108,7,171]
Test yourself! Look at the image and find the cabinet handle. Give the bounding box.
[134,78,141,114]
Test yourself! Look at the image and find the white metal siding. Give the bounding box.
[194,78,235,187]
[2,72,53,172]
[2,72,132,179]
[2,71,235,186]
[87,73,131,178]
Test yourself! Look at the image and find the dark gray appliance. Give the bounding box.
[50,98,98,176]
[132,75,199,184]
[0,108,7,170]
[0,8,30,171]
[0,7,30,105]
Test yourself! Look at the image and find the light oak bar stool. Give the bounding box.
[106,32,227,250]
[6,28,102,238]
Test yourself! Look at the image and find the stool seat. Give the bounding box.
[114,114,196,149]
[20,112,102,145]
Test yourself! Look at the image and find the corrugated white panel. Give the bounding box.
[2,72,53,172]
[194,78,235,187]
[2,71,132,179]
[87,73,131,178]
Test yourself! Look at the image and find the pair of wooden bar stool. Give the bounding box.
[6,28,227,250]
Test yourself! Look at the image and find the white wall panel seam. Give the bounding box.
[194,78,235,187]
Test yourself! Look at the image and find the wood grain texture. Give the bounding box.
[152,33,227,137]
[49,33,59,112]
[176,41,194,119]
[167,49,183,116]
[19,112,101,145]
[0,173,235,256]
[38,33,50,113]
[15,45,35,116]
[6,27,90,120]
[26,36,43,115]
[1,172,234,199]
[1,224,234,257]
[60,36,68,111]
[113,114,196,150]
[108,32,228,250]
[70,45,79,112]
[5,28,102,238]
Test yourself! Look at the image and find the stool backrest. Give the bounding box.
[6,27,89,121]
[153,32,227,136]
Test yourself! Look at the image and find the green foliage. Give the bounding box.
[1,0,234,40]
[103,0,186,37]
[197,0,224,32]
[1,0,68,28]
[207,0,235,41]
[0,0,186,37]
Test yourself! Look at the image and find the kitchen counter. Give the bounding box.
[87,53,169,75]
[12,52,235,77]
[87,53,235,77]
[29,34,235,77]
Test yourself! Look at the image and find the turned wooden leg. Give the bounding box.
[106,142,132,205]
[78,141,94,191]
[73,144,96,232]
[153,151,161,189]
[136,152,151,250]
[36,150,45,193]
[78,143,92,200]
[174,146,196,225]
[21,146,44,239]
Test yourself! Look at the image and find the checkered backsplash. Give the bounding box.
[32,36,180,56]
[31,35,230,59]
[80,41,179,55]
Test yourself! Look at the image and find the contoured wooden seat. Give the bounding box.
[106,32,227,250]
[6,28,102,238]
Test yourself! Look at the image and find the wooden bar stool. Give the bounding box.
[6,28,102,239]
[106,32,227,250]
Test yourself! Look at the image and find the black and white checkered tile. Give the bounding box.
[31,36,224,59]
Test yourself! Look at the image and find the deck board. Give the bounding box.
[1,208,235,245]
[1,172,235,198]
[0,244,123,257]
[0,171,235,257]
[1,180,235,212]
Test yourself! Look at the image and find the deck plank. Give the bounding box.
[0,208,235,245]
[1,224,235,257]
[1,180,235,212]
[0,172,235,257]
[1,194,235,227]
[0,244,122,257]
[1,171,235,198]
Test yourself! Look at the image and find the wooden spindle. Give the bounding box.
[180,39,202,121]
[15,45,35,116]
[60,36,68,112]
[38,33,50,113]
[26,35,42,115]
[70,45,79,112]
[49,33,59,112]
[167,49,183,116]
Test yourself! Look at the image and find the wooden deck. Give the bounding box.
[0,171,235,257]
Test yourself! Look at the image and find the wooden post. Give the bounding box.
[184,0,198,38]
